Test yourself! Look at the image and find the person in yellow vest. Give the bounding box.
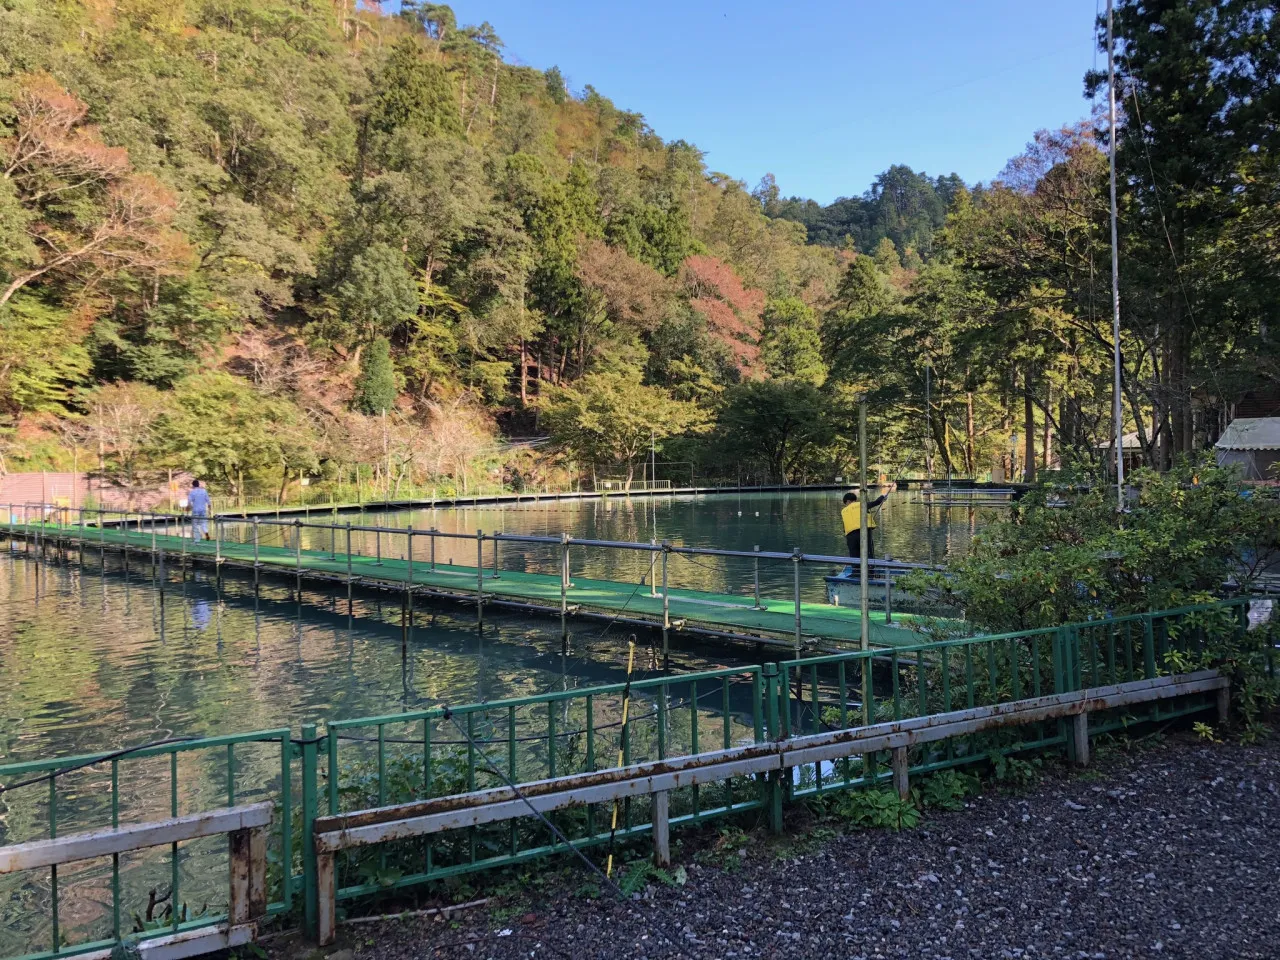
[841,487,891,562]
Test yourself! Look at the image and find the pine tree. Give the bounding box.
[354,337,398,414]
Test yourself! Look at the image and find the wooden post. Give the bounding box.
[1216,685,1230,725]
[651,790,670,867]
[229,825,268,924]
[316,850,336,946]
[1070,711,1090,767]
[891,746,909,800]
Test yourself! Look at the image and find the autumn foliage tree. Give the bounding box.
[680,254,764,374]
[0,74,184,306]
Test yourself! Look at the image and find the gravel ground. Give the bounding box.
[305,733,1280,960]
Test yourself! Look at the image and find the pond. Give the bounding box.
[0,491,996,765]
[0,489,1000,956]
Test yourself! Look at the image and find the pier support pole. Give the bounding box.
[792,549,802,653]
[753,545,762,610]
[661,541,670,659]
[476,529,484,627]
[252,518,260,587]
[559,533,569,641]
[859,395,871,726]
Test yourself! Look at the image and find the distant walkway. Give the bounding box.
[310,732,1280,960]
[215,480,1018,518]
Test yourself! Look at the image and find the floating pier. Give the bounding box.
[0,507,947,653]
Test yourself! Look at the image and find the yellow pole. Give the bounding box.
[606,640,637,878]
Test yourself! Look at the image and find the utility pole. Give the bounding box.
[1107,0,1125,510]
[858,395,870,725]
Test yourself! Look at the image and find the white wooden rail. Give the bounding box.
[311,670,1228,945]
[0,803,273,960]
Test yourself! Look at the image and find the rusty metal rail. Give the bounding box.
[311,669,1226,945]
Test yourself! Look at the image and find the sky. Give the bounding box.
[443,0,1104,204]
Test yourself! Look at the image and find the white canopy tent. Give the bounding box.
[1215,418,1280,480]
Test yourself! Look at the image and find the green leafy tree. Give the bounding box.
[717,379,836,483]
[368,40,463,140]
[155,373,318,499]
[907,459,1280,633]
[540,373,706,488]
[330,243,418,347]
[760,297,826,385]
[0,296,91,418]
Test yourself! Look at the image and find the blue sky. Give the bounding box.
[443,0,1103,204]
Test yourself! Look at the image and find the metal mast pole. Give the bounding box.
[858,396,870,726]
[1108,0,1125,509]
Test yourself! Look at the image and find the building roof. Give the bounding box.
[1093,431,1143,451]
[1215,417,1280,451]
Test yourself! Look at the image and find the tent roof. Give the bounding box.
[1215,417,1280,451]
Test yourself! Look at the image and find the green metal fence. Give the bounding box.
[321,665,765,907]
[0,731,296,960]
[0,596,1266,958]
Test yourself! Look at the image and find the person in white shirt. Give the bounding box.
[187,479,212,540]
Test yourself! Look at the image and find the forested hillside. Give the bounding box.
[0,0,1276,499]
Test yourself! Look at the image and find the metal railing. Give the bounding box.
[0,593,1264,958]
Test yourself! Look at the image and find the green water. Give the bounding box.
[0,491,995,956]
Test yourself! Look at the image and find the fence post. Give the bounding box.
[883,558,893,624]
[252,518,260,585]
[294,520,302,594]
[345,522,353,599]
[300,722,320,940]
[763,663,784,834]
[649,538,658,597]
[651,790,670,867]
[1142,615,1157,679]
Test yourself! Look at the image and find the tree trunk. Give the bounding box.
[519,338,528,405]
[1023,368,1036,484]
[1042,381,1053,470]
[965,391,976,477]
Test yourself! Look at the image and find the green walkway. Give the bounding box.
[2,522,936,649]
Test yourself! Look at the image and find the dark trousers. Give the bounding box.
[846,529,875,560]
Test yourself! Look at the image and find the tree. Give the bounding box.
[717,379,835,483]
[354,336,398,414]
[907,459,1280,633]
[0,296,91,419]
[155,372,317,499]
[681,255,764,374]
[330,242,418,348]
[760,298,826,385]
[74,381,168,488]
[0,75,185,306]
[368,40,463,140]
[540,373,706,488]
[544,66,568,104]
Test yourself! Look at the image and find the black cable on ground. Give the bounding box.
[441,707,681,958]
